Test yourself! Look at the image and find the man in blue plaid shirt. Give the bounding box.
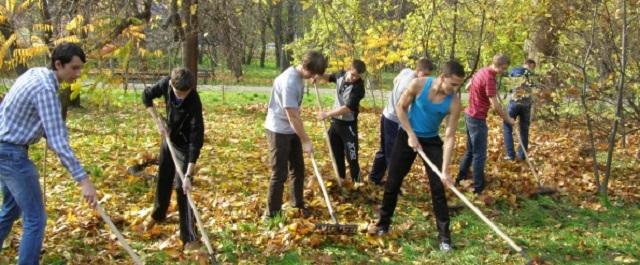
[0,42,97,265]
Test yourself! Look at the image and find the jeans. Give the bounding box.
[369,115,400,184]
[457,114,489,194]
[503,101,531,160]
[0,143,46,265]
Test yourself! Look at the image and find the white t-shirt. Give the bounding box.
[382,68,416,123]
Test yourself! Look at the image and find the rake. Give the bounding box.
[309,152,358,234]
[165,136,218,264]
[515,124,558,197]
[312,83,343,187]
[96,203,143,265]
[417,149,534,263]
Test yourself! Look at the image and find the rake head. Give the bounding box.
[314,223,358,235]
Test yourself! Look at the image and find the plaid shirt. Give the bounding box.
[0,67,87,182]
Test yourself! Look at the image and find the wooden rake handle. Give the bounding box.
[312,83,343,187]
[309,153,340,224]
[417,149,524,254]
[165,137,217,263]
[95,204,143,265]
[514,125,543,186]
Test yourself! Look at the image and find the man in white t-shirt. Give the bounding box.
[368,58,434,185]
[264,51,327,218]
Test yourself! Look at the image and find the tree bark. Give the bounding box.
[259,20,267,68]
[281,0,296,70]
[271,2,283,69]
[601,0,627,198]
[449,0,458,61]
[181,0,199,86]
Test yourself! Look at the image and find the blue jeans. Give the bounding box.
[0,143,46,265]
[369,115,400,184]
[457,114,489,194]
[503,101,531,160]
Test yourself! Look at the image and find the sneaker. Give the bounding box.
[503,156,515,161]
[439,242,453,252]
[367,224,389,236]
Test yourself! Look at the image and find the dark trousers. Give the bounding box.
[266,130,305,216]
[151,140,198,244]
[369,115,400,184]
[456,114,489,194]
[503,101,531,160]
[328,120,360,182]
[377,129,451,244]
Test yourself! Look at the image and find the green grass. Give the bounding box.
[264,197,639,265]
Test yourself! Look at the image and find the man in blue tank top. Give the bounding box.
[369,58,435,186]
[368,61,465,252]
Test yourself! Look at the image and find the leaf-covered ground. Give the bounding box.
[1,90,638,264]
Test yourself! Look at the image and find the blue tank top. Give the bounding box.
[408,77,453,138]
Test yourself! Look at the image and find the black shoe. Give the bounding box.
[369,178,385,186]
[455,178,464,187]
[454,176,467,186]
[297,207,312,218]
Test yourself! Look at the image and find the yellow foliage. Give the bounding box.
[32,23,53,32]
[65,15,84,31]
[15,0,36,14]
[53,36,80,46]
[70,80,82,100]
[6,0,16,13]
[0,33,16,69]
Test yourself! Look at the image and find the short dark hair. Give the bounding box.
[170,68,195,91]
[492,54,510,67]
[440,61,465,78]
[524,59,536,65]
[351,59,367,74]
[416,58,435,72]
[50,42,86,70]
[301,50,328,75]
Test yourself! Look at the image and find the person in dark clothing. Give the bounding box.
[368,61,465,253]
[316,60,367,183]
[140,68,205,251]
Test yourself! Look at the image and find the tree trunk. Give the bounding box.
[182,0,199,87]
[579,2,602,194]
[259,20,267,68]
[282,0,296,71]
[601,0,627,198]
[449,0,458,61]
[272,2,283,69]
[245,38,256,65]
